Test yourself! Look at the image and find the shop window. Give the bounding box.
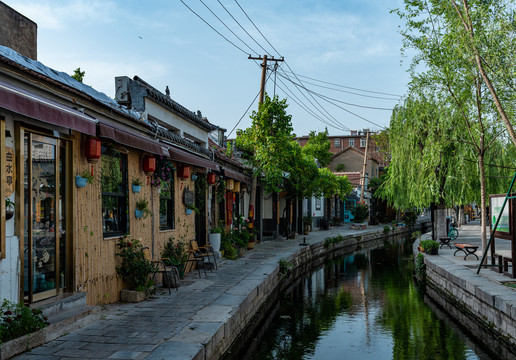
[315,197,322,211]
[101,148,128,237]
[159,175,175,230]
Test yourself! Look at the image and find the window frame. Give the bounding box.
[334,138,340,148]
[349,138,355,147]
[360,138,366,147]
[159,176,175,231]
[101,148,128,238]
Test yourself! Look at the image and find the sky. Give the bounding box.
[6,0,411,137]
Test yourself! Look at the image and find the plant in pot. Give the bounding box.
[185,204,199,215]
[5,198,14,220]
[115,237,154,302]
[135,199,151,219]
[132,177,142,193]
[76,170,94,188]
[352,202,369,228]
[302,216,312,234]
[209,227,224,253]
[162,236,190,280]
[420,239,439,255]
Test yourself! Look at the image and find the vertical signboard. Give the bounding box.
[489,194,513,241]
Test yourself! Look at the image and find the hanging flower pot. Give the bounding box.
[185,208,193,215]
[191,174,198,181]
[132,185,141,193]
[5,198,14,220]
[135,209,144,218]
[75,175,88,188]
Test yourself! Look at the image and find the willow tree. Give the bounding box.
[378,95,471,239]
[394,0,516,248]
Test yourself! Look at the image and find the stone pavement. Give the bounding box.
[12,223,389,360]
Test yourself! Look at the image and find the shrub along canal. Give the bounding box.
[223,235,499,360]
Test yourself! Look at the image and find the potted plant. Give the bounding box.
[209,227,224,253]
[302,216,312,234]
[185,204,199,215]
[135,199,151,219]
[115,237,154,302]
[162,236,190,279]
[132,177,142,193]
[352,202,369,229]
[75,170,94,188]
[5,198,14,220]
[420,239,439,255]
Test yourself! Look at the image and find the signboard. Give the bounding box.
[489,194,513,241]
[5,147,15,196]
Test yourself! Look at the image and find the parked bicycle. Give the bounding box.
[448,217,458,240]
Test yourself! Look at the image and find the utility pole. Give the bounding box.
[246,54,284,245]
[360,130,370,203]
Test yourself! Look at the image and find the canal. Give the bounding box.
[224,236,497,360]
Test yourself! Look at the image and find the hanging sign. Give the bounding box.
[5,147,15,196]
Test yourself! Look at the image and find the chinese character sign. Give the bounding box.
[5,147,15,196]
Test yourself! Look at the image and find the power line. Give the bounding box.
[227,89,261,137]
[292,78,401,100]
[278,73,395,111]
[234,0,283,58]
[282,70,403,97]
[179,0,249,55]
[216,0,271,56]
[199,0,259,56]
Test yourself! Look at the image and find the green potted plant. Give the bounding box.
[132,177,142,193]
[115,237,154,302]
[5,198,14,220]
[135,199,151,219]
[76,170,94,188]
[186,204,199,215]
[162,236,190,279]
[302,216,312,234]
[420,239,439,255]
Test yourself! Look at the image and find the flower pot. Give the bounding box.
[135,209,143,218]
[247,240,255,250]
[132,185,141,193]
[209,233,221,252]
[429,248,438,255]
[75,175,88,188]
[185,208,193,215]
[5,209,14,220]
[120,289,147,303]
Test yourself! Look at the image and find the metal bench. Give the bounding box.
[439,237,452,249]
[454,243,479,260]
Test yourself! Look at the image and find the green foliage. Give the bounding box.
[222,239,238,260]
[162,236,189,268]
[301,128,332,168]
[194,173,207,215]
[151,156,175,188]
[302,216,312,225]
[135,199,151,219]
[411,231,421,241]
[132,177,142,186]
[420,240,439,253]
[101,149,122,192]
[0,299,49,343]
[415,253,426,280]
[115,237,154,291]
[351,201,369,223]
[71,67,85,82]
[5,198,14,209]
[323,234,346,249]
[79,170,94,184]
[278,258,292,276]
[335,163,346,172]
[383,225,391,234]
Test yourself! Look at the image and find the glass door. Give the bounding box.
[24,133,67,302]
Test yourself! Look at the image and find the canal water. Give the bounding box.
[225,237,497,360]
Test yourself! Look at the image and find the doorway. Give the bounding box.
[23,132,70,303]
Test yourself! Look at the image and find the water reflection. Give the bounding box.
[238,238,494,360]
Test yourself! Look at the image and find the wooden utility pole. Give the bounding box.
[246,54,284,244]
[360,130,370,203]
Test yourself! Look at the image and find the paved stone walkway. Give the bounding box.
[13,224,388,360]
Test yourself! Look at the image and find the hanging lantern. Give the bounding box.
[143,156,156,175]
[179,165,191,179]
[233,181,240,193]
[84,137,101,164]
[207,172,216,185]
[226,179,234,190]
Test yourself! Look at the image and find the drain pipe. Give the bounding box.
[151,184,155,257]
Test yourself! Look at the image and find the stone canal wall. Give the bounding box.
[414,242,516,358]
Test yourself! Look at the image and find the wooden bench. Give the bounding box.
[454,243,479,260]
[438,237,452,249]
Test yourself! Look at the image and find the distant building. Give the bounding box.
[0,1,37,60]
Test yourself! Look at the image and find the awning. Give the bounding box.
[168,146,219,171]
[223,167,251,184]
[99,121,168,156]
[0,80,97,135]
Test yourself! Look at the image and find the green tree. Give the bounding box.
[71,67,85,83]
[301,128,332,168]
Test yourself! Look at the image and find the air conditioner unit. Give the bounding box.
[115,76,131,105]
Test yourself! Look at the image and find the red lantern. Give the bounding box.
[143,156,156,175]
[207,173,216,185]
[179,165,191,179]
[85,137,101,164]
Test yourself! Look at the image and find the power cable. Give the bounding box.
[234,0,283,58]
[179,0,249,55]
[199,0,259,56]
[216,0,272,56]
[291,78,401,100]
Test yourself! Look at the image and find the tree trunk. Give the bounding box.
[434,202,447,240]
[479,152,487,264]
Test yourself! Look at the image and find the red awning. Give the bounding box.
[168,146,219,171]
[0,80,97,135]
[223,167,251,184]
[99,122,168,156]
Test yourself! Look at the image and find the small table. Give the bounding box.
[454,243,479,260]
[439,237,452,249]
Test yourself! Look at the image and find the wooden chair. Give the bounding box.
[142,247,180,293]
[186,241,207,278]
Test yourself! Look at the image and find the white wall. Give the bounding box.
[0,118,19,303]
